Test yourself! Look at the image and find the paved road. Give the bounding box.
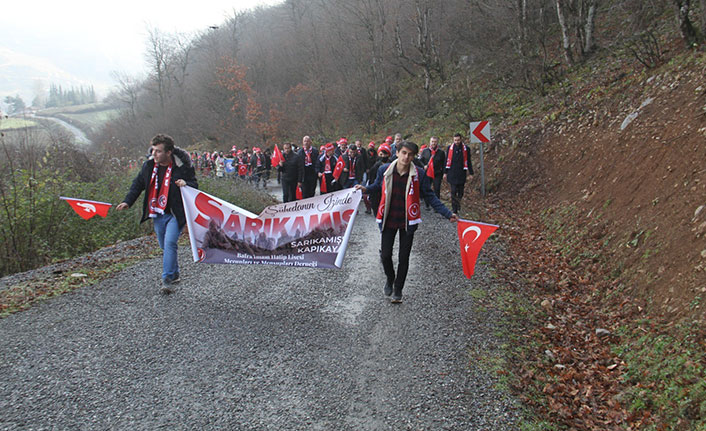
[0,202,519,430]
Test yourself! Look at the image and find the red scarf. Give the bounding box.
[323,156,333,173]
[376,163,422,227]
[426,148,437,179]
[256,154,262,167]
[349,156,357,180]
[304,148,312,166]
[148,162,172,218]
[446,143,469,170]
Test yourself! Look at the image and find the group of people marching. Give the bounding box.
[276,133,474,216]
[189,147,273,188]
[118,132,474,302]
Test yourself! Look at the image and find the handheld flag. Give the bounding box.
[457,219,498,278]
[296,184,303,200]
[332,156,345,180]
[271,144,284,167]
[60,197,112,220]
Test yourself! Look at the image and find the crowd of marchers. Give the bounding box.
[118,132,473,301]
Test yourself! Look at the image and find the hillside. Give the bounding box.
[467,42,706,429]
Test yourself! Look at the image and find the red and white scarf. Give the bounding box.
[148,162,172,218]
[446,143,469,170]
[426,148,437,179]
[323,156,333,173]
[376,162,422,227]
[349,156,357,180]
[304,148,312,166]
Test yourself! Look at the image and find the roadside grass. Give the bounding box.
[612,324,706,430]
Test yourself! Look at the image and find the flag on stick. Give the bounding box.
[457,219,498,278]
[271,144,283,167]
[60,197,112,220]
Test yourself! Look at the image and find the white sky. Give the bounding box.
[0,0,282,100]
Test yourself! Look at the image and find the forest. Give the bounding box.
[97,0,706,156]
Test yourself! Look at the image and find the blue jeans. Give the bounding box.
[153,213,182,281]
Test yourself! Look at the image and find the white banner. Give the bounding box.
[180,186,362,269]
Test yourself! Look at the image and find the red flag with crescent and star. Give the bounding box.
[457,219,498,278]
[332,156,345,180]
[271,144,284,167]
[60,197,112,220]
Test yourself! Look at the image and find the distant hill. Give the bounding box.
[0,47,109,108]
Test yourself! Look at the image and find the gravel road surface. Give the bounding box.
[0,202,519,430]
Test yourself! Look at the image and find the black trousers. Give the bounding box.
[302,169,317,198]
[449,182,465,213]
[282,180,298,202]
[380,227,415,290]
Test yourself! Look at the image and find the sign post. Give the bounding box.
[470,121,490,197]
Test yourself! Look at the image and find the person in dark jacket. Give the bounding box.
[318,143,338,194]
[298,135,320,198]
[334,146,366,188]
[420,136,446,209]
[278,142,304,202]
[357,141,457,303]
[116,134,198,293]
[443,133,473,214]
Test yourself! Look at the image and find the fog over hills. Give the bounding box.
[0,46,115,108]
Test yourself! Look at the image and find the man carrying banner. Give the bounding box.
[444,133,473,214]
[278,142,304,202]
[357,141,457,303]
[116,134,198,294]
[298,135,320,198]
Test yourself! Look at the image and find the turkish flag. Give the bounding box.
[60,197,112,220]
[457,219,498,278]
[271,144,284,167]
[332,156,345,180]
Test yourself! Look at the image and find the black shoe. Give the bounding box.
[391,286,403,303]
[384,281,393,297]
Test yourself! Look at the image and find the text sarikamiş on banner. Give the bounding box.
[181,187,361,269]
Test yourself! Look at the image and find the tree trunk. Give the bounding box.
[672,0,699,47]
[583,0,598,53]
[556,0,574,64]
[700,0,706,38]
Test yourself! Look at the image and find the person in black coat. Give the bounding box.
[443,133,473,214]
[278,142,304,202]
[297,135,320,198]
[420,136,446,209]
[335,146,366,188]
[116,134,198,292]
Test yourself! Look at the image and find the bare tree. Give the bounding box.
[671,0,699,46]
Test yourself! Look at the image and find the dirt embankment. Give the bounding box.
[494,50,706,323]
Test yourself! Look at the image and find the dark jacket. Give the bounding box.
[337,153,365,184]
[122,147,198,230]
[366,161,453,233]
[278,151,304,183]
[297,147,320,174]
[444,143,473,184]
[420,146,446,177]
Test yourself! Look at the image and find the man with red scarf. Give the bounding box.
[297,135,320,198]
[318,143,338,193]
[420,136,446,209]
[357,141,457,303]
[443,133,473,214]
[116,134,198,293]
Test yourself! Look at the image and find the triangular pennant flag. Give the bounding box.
[60,197,112,220]
[457,219,498,278]
[271,144,283,167]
